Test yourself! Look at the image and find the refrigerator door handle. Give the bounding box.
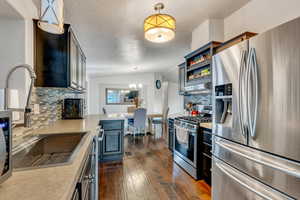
[215,138,300,179]
[215,159,295,200]
[238,50,246,137]
[246,48,252,138]
[247,48,259,138]
[252,48,259,138]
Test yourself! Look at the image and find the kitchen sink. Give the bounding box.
[12,132,88,170]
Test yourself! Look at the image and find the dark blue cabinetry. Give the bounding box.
[99,120,124,162]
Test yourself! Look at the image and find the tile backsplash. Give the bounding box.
[184,94,211,108]
[29,87,84,129]
[12,87,85,147]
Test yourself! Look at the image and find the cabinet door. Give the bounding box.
[70,32,78,89]
[77,48,83,89]
[178,66,185,94]
[82,56,86,90]
[102,130,123,155]
[34,20,69,87]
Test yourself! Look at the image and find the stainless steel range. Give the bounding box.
[173,114,211,179]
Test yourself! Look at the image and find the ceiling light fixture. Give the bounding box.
[38,0,64,34]
[144,3,176,43]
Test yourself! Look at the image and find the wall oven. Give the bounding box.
[0,111,12,184]
[173,119,201,179]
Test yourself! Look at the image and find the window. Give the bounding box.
[106,88,139,105]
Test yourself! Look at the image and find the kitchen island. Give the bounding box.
[0,114,126,200]
[99,115,125,162]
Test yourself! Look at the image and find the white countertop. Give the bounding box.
[0,114,111,200]
[98,113,128,120]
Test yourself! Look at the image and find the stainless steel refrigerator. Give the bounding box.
[212,17,300,200]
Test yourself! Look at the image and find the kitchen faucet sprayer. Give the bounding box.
[4,64,36,127]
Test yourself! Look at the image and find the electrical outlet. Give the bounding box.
[34,104,40,114]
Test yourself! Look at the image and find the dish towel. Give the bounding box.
[176,126,188,145]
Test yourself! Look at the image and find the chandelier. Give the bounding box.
[38,0,64,34]
[144,3,176,43]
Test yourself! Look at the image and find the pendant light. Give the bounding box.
[38,0,64,34]
[144,3,176,43]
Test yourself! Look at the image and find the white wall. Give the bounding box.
[88,73,156,114]
[224,0,300,40]
[0,0,38,110]
[191,19,224,51]
[210,19,224,43]
[160,66,185,115]
[167,82,184,115]
[191,20,210,51]
[161,65,181,83]
[0,19,26,108]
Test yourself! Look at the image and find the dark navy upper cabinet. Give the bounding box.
[33,19,86,91]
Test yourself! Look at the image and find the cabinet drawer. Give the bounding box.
[203,143,212,157]
[100,120,123,130]
[203,131,212,145]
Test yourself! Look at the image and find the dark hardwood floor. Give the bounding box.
[99,135,211,200]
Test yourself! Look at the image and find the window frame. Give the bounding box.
[105,88,139,105]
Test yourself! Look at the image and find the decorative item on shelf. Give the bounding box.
[38,0,64,34]
[133,97,143,108]
[189,54,211,68]
[184,41,222,88]
[144,3,176,43]
[134,97,139,108]
[188,68,211,81]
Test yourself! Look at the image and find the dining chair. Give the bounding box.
[152,107,169,138]
[127,106,137,113]
[128,108,147,138]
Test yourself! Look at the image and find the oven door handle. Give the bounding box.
[174,125,197,136]
[174,125,192,133]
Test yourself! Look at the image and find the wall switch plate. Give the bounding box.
[34,104,40,114]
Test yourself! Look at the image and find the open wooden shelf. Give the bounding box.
[187,74,211,84]
[187,60,211,72]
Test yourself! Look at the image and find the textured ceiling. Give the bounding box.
[33,0,250,77]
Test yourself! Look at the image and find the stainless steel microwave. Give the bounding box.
[0,111,12,184]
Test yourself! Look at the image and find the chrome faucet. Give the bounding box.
[4,64,37,128]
